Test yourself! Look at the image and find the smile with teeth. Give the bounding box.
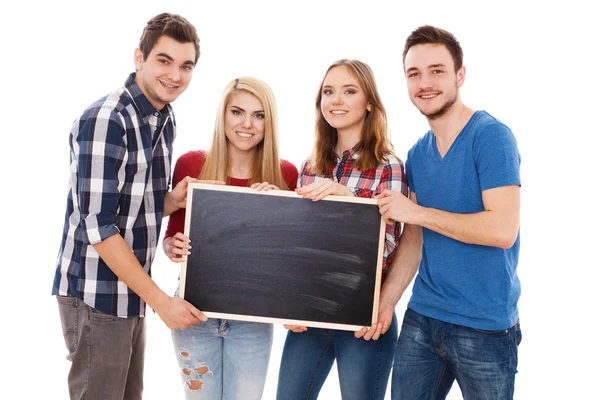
[330,110,348,115]
[159,80,179,89]
[236,131,254,138]
[419,93,439,99]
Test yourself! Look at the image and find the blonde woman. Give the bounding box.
[163,77,298,399]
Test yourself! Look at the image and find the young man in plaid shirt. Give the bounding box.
[52,13,208,399]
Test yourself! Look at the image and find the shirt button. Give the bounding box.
[153,112,159,117]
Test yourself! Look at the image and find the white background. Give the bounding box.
[1,1,598,399]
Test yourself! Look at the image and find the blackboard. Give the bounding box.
[179,183,385,331]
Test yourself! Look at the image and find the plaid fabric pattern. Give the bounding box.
[52,73,176,318]
[298,149,409,273]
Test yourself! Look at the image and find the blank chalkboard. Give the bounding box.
[179,183,385,331]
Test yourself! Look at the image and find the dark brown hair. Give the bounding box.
[139,13,200,63]
[311,59,393,174]
[402,25,463,72]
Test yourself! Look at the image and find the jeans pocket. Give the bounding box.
[56,296,79,354]
[470,327,509,337]
[89,306,121,323]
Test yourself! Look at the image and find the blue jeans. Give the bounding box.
[171,318,273,400]
[392,308,521,400]
[276,313,398,400]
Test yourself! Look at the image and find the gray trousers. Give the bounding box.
[56,295,146,400]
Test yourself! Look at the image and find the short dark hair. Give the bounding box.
[402,25,463,72]
[138,13,200,64]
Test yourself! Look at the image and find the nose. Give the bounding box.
[167,65,181,82]
[418,75,433,91]
[332,91,343,105]
[242,114,252,128]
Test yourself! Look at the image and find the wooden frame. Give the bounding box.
[179,183,386,331]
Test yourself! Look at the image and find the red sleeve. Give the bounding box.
[164,151,205,240]
[280,159,299,190]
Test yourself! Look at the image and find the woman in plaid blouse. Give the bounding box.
[276,59,409,400]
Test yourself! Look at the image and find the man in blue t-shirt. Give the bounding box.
[375,25,521,399]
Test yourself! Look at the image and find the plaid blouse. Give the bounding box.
[52,73,175,318]
[298,149,409,273]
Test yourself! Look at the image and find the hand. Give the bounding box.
[251,181,280,191]
[170,177,226,208]
[284,324,308,333]
[154,296,207,330]
[354,303,394,340]
[165,232,191,263]
[376,190,418,224]
[295,178,353,201]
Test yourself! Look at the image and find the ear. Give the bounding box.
[456,65,466,88]
[367,103,372,112]
[134,48,144,71]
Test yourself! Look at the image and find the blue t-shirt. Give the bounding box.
[406,110,521,330]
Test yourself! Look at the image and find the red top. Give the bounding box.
[164,150,299,239]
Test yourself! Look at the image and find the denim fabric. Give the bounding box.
[171,318,273,400]
[56,295,146,400]
[276,313,398,400]
[392,308,521,400]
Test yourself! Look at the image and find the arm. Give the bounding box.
[378,185,520,249]
[356,192,422,340]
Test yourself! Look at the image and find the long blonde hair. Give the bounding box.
[310,59,393,174]
[200,77,289,189]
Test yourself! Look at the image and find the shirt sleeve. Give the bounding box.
[164,154,192,240]
[376,156,409,271]
[76,110,126,245]
[474,123,521,191]
[281,160,299,191]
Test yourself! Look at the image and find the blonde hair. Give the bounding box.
[200,77,289,189]
[310,59,393,174]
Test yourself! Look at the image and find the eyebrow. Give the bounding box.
[230,105,264,113]
[156,52,195,66]
[322,84,360,89]
[406,63,447,73]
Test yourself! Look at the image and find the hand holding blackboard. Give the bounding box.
[179,183,386,331]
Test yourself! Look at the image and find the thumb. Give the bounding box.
[188,304,208,322]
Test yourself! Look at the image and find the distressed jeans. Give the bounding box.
[276,313,398,400]
[171,318,273,399]
[392,308,522,400]
[56,295,146,400]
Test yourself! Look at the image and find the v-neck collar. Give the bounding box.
[431,111,480,163]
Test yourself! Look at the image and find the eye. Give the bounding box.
[408,72,419,78]
[345,89,357,95]
[432,69,443,74]
[159,59,169,65]
[322,89,333,95]
[254,113,265,120]
[231,109,242,116]
[182,65,193,71]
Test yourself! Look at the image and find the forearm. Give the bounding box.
[162,236,173,257]
[93,234,169,310]
[379,224,422,309]
[414,206,517,249]
[163,192,181,217]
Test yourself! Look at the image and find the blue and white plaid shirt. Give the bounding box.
[52,73,176,317]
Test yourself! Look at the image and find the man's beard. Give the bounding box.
[421,92,457,121]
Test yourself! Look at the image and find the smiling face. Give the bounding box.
[404,43,465,120]
[134,35,197,110]
[224,90,266,154]
[320,66,370,134]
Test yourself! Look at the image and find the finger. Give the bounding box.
[304,181,329,200]
[174,232,190,242]
[250,182,260,189]
[363,324,378,341]
[371,322,384,340]
[265,185,279,191]
[380,319,390,335]
[354,326,368,339]
[187,304,208,322]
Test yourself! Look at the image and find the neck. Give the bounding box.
[227,141,257,179]
[428,100,474,154]
[335,126,361,157]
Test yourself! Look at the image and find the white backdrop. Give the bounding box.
[1,1,598,399]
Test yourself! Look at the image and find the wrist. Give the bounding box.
[166,192,180,210]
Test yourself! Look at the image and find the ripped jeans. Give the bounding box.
[172,318,273,400]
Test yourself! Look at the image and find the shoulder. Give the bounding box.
[407,131,432,158]
[280,159,298,173]
[472,111,518,147]
[381,152,405,169]
[174,150,206,172]
[77,86,135,129]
